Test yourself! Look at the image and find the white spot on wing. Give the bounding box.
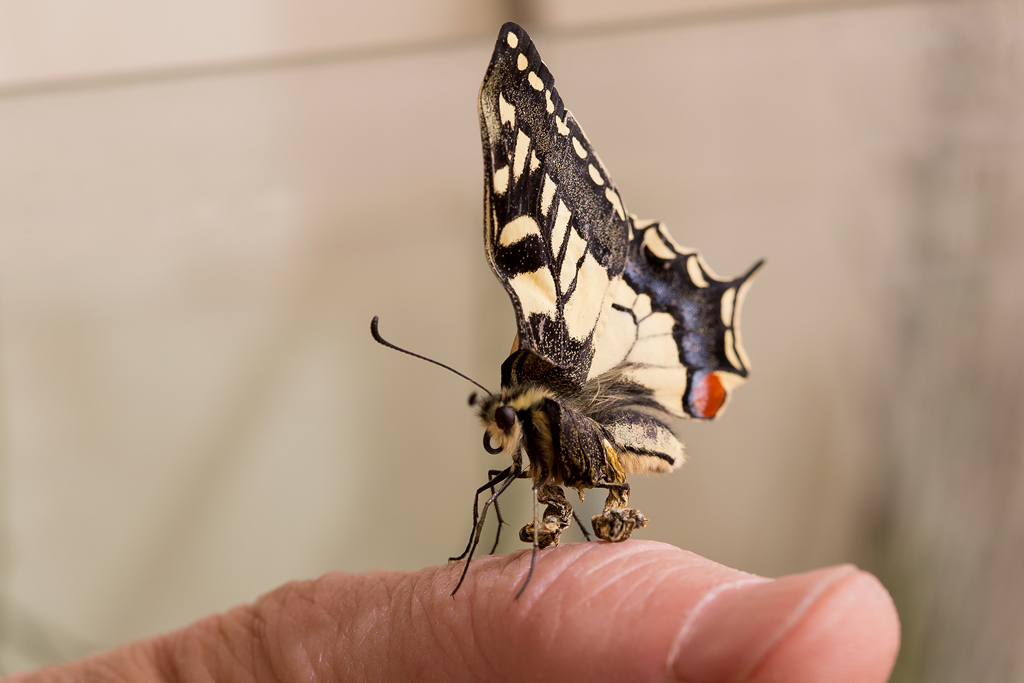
[540,174,556,217]
[530,151,540,172]
[608,276,638,308]
[563,252,610,340]
[631,315,680,366]
[559,228,586,287]
[643,229,677,261]
[510,268,557,318]
[605,188,625,220]
[517,53,528,71]
[499,215,541,246]
[507,31,519,48]
[656,224,689,255]
[545,91,554,114]
[528,72,543,90]
[683,244,726,282]
[724,330,743,370]
[637,310,676,339]
[551,199,570,257]
[720,287,736,326]
[588,164,604,186]
[556,116,569,135]
[633,293,652,320]
[587,279,639,379]
[493,165,509,195]
[512,130,530,181]
[625,366,688,418]
[686,255,709,288]
[730,269,760,369]
[618,310,688,406]
[499,93,515,128]
[572,137,587,158]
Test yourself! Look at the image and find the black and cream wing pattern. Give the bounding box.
[369,23,765,595]
[372,24,757,593]
[480,22,762,424]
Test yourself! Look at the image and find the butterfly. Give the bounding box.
[373,22,761,598]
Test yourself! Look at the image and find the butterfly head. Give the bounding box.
[469,386,553,460]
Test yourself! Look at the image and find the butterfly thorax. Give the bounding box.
[473,383,625,491]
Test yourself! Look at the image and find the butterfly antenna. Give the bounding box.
[371,316,492,395]
[515,483,541,600]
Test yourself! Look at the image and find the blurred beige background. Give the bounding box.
[2,1,1022,680]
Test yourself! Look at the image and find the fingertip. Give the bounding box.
[480,545,901,683]
[297,544,899,683]
[750,568,901,683]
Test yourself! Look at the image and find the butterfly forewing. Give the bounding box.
[480,23,759,422]
[480,23,631,389]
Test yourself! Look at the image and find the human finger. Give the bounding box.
[245,539,899,682]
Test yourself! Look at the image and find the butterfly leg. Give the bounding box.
[591,482,648,543]
[518,482,572,549]
[572,509,593,541]
[488,468,528,554]
[514,483,542,600]
[514,482,575,599]
[451,468,520,596]
[449,466,515,563]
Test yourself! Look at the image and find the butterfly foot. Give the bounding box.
[591,508,648,543]
[519,522,563,548]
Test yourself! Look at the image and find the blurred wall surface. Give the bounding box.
[1,1,1022,680]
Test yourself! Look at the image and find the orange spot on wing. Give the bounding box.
[692,372,726,418]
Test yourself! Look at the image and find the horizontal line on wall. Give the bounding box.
[0,0,958,101]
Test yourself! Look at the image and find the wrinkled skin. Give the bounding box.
[10,541,899,683]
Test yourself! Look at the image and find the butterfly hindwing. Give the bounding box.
[596,221,763,420]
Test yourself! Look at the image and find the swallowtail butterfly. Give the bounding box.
[374,22,761,597]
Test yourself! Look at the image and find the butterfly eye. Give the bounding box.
[495,406,516,431]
